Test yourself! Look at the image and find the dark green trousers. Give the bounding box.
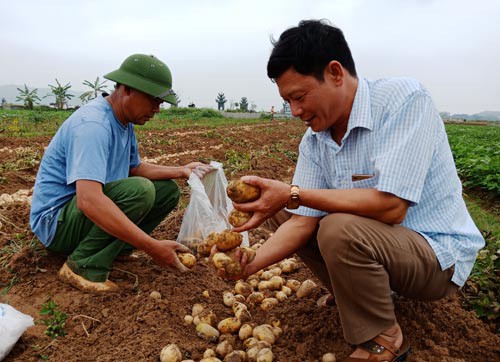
[48,177,180,282]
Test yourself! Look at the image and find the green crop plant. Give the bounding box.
[40,300,68,339]
[446,124,500,196]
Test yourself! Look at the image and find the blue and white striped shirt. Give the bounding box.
[291,77,485,287]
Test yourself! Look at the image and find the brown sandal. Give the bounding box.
[342,336,411,361]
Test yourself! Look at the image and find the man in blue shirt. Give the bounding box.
[229,21,484,361]
[30,54,212,293]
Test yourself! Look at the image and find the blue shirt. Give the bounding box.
[291,77,485,287]
[30,96,141,246]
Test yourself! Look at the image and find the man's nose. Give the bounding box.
[290,102,303,117]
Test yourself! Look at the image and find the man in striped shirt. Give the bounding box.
[231,20,484,361]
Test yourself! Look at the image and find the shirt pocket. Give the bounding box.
[350,174,379,189]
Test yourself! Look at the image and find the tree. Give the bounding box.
[80,77,108,104]
[239,97,249,112]
[16,84,41,110]
[250,101,257,112]
[1,98,6,108]
[215,92,227,110]
[48,79,74,110]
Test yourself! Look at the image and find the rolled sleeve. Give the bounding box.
[374,91,437,204]
[291,134,328,217]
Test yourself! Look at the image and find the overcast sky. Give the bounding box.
[1,0,499,114]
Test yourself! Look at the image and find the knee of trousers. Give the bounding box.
[154,179,181,207]
[125,176,156,207]
[317,213,366,264]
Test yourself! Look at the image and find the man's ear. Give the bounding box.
[123,85,132,95]
[325,61,344,85]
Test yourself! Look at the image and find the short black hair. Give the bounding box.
[267,19,357,81]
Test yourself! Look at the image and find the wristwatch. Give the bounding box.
[286,184,300,209]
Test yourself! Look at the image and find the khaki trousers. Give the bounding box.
[266,211,458,344]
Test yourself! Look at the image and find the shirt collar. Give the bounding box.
[346,77,373,132]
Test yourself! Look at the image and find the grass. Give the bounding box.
[0,107,266,138]
[463,194,500,327]
[0,233,43,268]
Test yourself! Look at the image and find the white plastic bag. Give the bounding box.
[177,161,249,250]
[0,303,34,361]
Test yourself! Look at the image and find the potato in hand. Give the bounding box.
[177,252,197,268]
[212,247,256,278]
[228,209,252,227]
[226,179,261,203]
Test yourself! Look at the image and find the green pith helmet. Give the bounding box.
[103,54,176,105]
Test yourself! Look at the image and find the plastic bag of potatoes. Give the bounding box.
[177,161,249,253]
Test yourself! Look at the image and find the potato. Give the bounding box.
[184,315,193,325]
[226,179,261,203]
[213,252,242,277]
[177,252,196,268]
[296,279,317,298]
[195,309,217,327]
[258,276,283,291]
[217,317,241,334]
[149,291,161,299]
[196,322,220,342]
[198,231,226,256]
[281,286,292,296]
[234,294,246,303]
[223,291,236,307]
[232,302,251,322]
[228,209,253,227]
[275,291,287,302]
[246,346,261,361]
[246,276,260,288]
[203,349,216,358]
[260,298,279,311]
[160,344,182,362]
[243,337,259,349]
[238,323,253,340]
[271,326,283,338]
[256,348,273,362]
[224,351,247,362]
[285,279,301,292]
[252,324,276,344]
[246,292,265,306]
[212,247,256,278]
[192,303,204,317]
[216,340,233,358]
[279,259,298,273]
[197,240,213,257]
[234,281,253,297]
[215,230,243,251]
[199,358,222,362]
[322,353,337,362]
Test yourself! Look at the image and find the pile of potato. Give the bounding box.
[159,238,336,361]
[158,179,336,361]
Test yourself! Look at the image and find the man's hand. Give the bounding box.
[231,176,290,232]
[147,239,192,272]
[182,162,215,179]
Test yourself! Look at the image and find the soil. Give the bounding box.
[0,120,499,361]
